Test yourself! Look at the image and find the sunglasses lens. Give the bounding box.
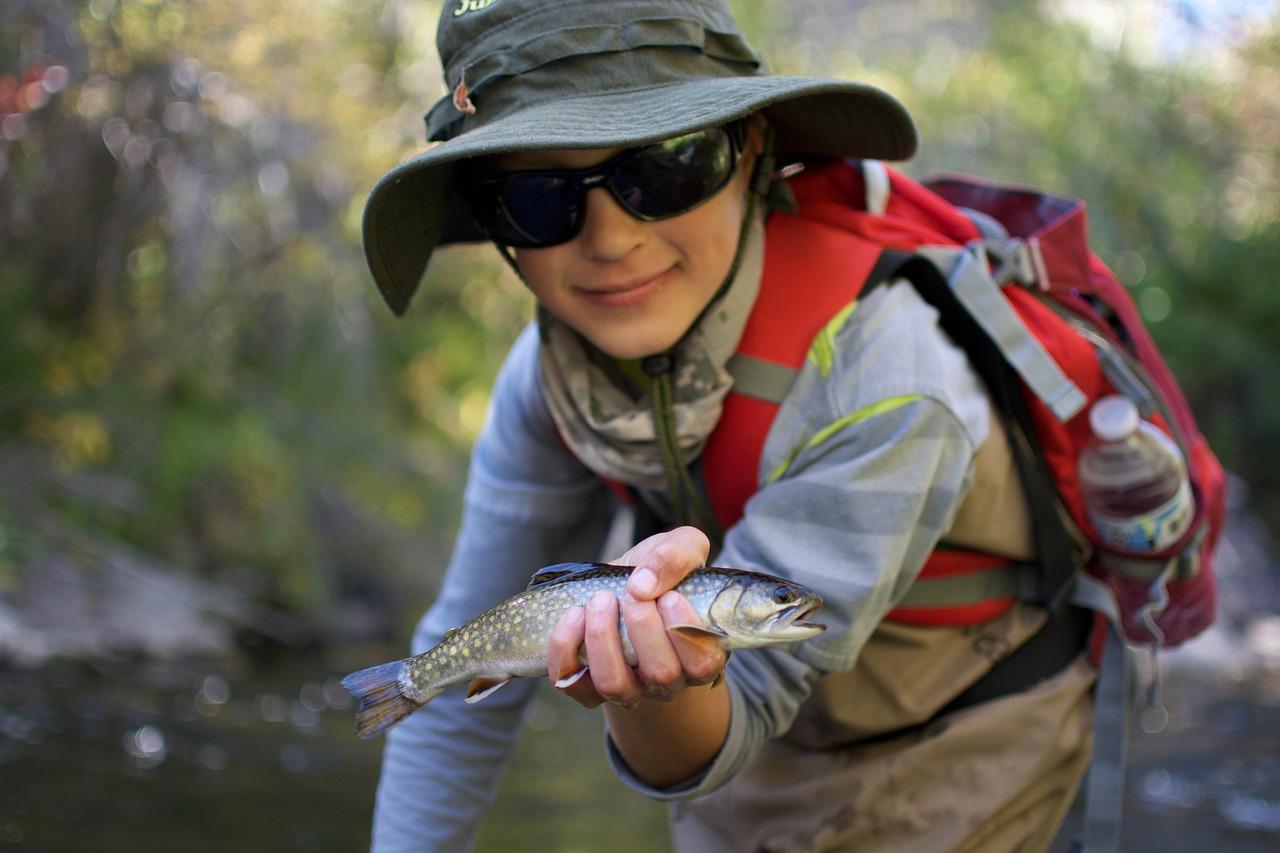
[611,129,735,219]
[488,175,582,247]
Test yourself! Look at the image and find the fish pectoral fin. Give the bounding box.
[667,624,729,656]
[667,623,728,640]
[464,677,512,704]
[553,666,589,690]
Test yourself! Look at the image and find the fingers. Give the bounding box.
[548,592,644,709]
[581,591,644,708]
[659,591,727,686]
[622,526,710,601]
[619,593,685,698]
[549,589,718,710]
[547,605,604,708]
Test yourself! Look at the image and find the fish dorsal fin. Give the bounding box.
[527,561,622,589]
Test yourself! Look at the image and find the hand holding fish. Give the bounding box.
[549,526,725,710]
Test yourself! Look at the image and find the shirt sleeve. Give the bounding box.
[370,325,614,852]
[608,280,992,800]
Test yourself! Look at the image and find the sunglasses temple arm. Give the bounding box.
[494,242,524,282]
[749,124,777,198]
[749,124,805,198]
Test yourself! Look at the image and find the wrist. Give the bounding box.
[603,681,730,789]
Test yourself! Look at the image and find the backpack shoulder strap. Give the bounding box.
[703,159,989,529]
[702,203,881,528]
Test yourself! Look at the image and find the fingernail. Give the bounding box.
[645,682,674,699]
[630,568,657,598]
[590,590,612,612]
[554,666,588,689]
[564,606,584,627]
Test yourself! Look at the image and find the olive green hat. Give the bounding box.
[364,0,917,315]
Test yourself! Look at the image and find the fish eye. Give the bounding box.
[771,586,797,605]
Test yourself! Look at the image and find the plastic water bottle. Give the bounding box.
[1078,394,1194,554]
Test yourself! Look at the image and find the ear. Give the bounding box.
[744,113,768,157]
[736,113,771,196]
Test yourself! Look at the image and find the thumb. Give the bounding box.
[626,526,710,600]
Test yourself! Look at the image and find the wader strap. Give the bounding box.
[893,562,1038,609]
[939,594,1091,715]
[1084,626,1131,853]
[1072,573,1135,853]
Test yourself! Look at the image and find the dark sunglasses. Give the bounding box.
[467,123,745,248]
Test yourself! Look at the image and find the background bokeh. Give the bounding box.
[1,1,1278,851]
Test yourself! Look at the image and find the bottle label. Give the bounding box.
[1087,479,1194,553]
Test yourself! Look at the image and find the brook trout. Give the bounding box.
[341,562,825,738]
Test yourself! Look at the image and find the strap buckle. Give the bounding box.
[973,237,1052,291]
[916,244,1087,421]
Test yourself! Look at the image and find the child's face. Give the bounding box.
[495,124,761,360]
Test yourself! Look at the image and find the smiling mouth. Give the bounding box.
[576,266,674,301]
[584,276,657,294]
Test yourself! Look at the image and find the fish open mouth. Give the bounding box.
[793,607,823,628]
[782,599,826,631]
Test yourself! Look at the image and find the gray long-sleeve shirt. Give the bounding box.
[369,279,989,851]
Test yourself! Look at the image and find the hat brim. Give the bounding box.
[363,75,916,315]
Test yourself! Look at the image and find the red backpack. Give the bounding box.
[691,159,1225,850]
[700,158,1225,651]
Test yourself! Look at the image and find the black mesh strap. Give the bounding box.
[865,250,1081,611]
[863,250,1089,709]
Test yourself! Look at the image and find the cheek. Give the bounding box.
[511,247,568,301]
[667,190,747,277]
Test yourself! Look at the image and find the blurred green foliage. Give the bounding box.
[0,0,1276,628]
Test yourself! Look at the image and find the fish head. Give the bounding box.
[708,576,826,649]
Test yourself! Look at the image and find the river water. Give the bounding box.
[0,649,664,852]
[1,649,1278,851]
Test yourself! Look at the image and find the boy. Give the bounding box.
[360,1,1094,849]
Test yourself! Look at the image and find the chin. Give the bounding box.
[590,330,681,360]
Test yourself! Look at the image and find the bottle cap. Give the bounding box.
[1089,394,1140,442]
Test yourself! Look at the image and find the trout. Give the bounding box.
[341,562,825,738]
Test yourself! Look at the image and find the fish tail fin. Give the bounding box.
[341,660,426,739]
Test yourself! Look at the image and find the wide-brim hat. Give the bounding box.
[365,0,918,315]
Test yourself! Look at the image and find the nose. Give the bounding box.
[577,186,644,261]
